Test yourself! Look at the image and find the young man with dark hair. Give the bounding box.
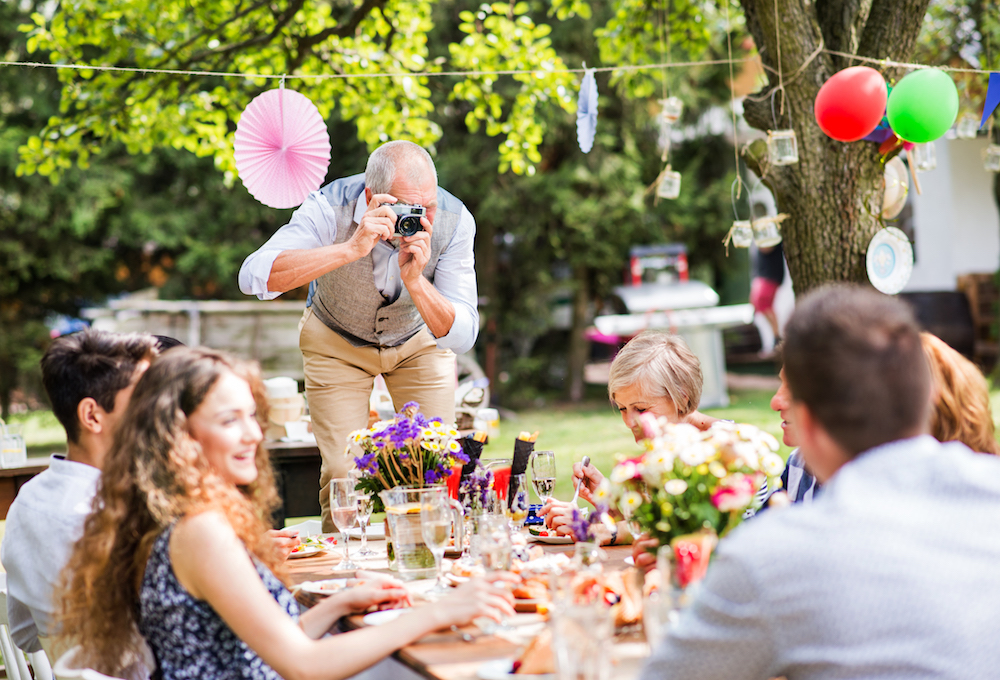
[1,329,157,653]
[641,284,1000,679]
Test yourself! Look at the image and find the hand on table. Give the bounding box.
[538,500,576,536]
[428,574,517,628]
[266,529,301,560]
[571,461,605,506]
[632,533,660,572]
[340,579,411,614]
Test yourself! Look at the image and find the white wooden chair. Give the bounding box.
[0,575,54,680]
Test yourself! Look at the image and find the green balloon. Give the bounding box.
[886,69,958,143]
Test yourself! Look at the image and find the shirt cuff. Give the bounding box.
[432,304,478,353]
[238,249,284,301]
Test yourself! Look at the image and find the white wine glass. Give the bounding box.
[420,488,452,595]
[530,450,556,502]
[330,478,359,570]
[356,493,375,557]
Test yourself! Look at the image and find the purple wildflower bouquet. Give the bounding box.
[567,503,613,543]
[349,402,469,510]
[459,462,494,514]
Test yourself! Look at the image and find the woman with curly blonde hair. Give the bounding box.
[921,333,1000,455]
[55,347,513,679]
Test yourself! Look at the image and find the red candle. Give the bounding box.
[446,465,463,500]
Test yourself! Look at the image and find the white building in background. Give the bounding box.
[906,137,1000,291]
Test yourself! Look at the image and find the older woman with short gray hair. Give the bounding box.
[541,331,717,545]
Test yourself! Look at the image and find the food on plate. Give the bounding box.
[512,577,548,601]
[449,561,486,579]
[513,628,555,675]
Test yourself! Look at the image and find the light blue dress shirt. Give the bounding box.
[641,435,1000,679]
[239,187,479,354]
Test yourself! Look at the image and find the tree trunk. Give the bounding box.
[566,266,591,402]
[739,0,932,294]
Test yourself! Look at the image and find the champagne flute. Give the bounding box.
[530,450,556,503]
[420,488,452,595]
[508,474,530,533]
[356,493,375,557]
[330,478,359,570]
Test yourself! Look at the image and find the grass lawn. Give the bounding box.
[475,388,791,502]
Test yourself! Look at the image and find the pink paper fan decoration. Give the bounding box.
[234,87,331,209]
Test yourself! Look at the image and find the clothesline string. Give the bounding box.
[0,57,753,79]
[0,49,995,81]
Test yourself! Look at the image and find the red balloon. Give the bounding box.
[814,66,888,142]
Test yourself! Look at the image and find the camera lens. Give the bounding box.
[396,216,422,237]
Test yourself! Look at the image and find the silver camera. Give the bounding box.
[381,202,425,238]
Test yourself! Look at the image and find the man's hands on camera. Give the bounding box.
[398,215,432,287]
[348,193,398,260]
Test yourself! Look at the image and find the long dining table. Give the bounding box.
[285,528,651,680]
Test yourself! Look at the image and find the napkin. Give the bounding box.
[508,438,535,502]
[460,437,484,479]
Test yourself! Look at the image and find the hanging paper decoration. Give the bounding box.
[659,96,683,124]
[234,86,331,210]
[577,68,598,153]
[886,69,958,143]
[882,156,909,220]
[814,66,888,142]
[866,227,913,295]
[980,72,1000,129]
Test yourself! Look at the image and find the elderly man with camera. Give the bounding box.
[240,141,478,530]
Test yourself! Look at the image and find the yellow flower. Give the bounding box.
[447,428,459,437]
[620,491,644,513]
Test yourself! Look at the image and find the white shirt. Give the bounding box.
[238,188,479,354]
[1,455,101,652]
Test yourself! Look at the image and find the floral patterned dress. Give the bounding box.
[139,524,298,680]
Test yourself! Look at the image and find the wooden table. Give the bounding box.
[0,460,50,520]
[285,534,649,680]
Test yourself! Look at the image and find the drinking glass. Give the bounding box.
[330,478,359,570]
[530,450,556,503]
[420,488,452,595]
[356,493,375,557]
[508,474,530,533]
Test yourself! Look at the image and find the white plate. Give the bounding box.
[347,522,385,539]
[866,227,913,295]
[362,609,406,626]
[527,529,573,545]
[624,556,635,566]
[299,579,349,596]
[476,659,554,680]
[287,545,325,559]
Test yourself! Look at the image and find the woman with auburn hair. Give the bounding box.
[55,347,513,680]
[921,333,1000,455]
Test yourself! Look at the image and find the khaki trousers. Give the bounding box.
[298,307,456,531]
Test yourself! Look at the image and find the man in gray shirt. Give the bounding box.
[240,141,478,529]
[641,284,1000,679]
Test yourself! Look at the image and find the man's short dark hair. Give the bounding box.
[41,329,157,444]
[782,284,930,457]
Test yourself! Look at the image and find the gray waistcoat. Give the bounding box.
[308,174,462,348]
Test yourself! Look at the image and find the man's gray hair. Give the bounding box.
[365,141,437,194]
[608,331,703,417]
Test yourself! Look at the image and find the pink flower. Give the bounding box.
[711,474,756,512]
